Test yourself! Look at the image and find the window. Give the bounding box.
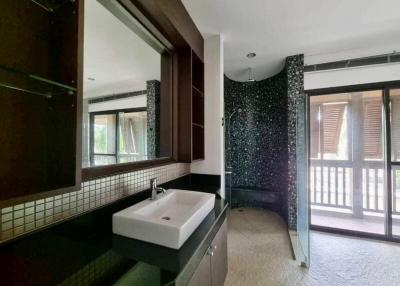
[310,89,386,235]
[310,103,321,159]
[391,89,400,161]
[363,97,383,160]
[322,102,348,160]
[90,108,147,166]
[310,94,349,160]
[93,114,116,155]
[118,111,147,163]
[390,88,400,237]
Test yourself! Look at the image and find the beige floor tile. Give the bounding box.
[225,207,400,286]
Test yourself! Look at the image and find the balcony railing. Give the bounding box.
[310,160,353,210]
[310,159,399,215]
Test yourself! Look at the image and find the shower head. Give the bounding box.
[247,68,256,82]
[228,108,243,120]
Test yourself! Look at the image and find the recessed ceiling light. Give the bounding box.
[246,52,256,58]
[88,77,95,81]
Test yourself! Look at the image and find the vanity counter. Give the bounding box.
[0,176,228,286]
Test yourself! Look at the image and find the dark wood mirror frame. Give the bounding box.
[81,49,177,181]
[82,0,206,181]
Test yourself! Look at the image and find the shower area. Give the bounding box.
[224,54,306,233]
[224,54,308,265]
[224,70,289,219]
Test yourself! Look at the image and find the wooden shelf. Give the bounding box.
[0,64,76,98]
[178,48,204,162]
[191,51,204,160]
[192,85,204,96]
[0,0,80,202]
[192,124,204,160]
[192,88,204,126]
[192,122,204,128]
[192,52,204,93]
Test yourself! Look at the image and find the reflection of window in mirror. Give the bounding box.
[88,108,148,166]
[82,0,167,167]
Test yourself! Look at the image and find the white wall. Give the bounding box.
[191,35,225,196]
[88,94,147,112]
[305,62,400,90]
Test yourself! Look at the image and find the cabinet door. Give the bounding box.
[188,249,212,286]
[0,0,80,203]
[211,219,228,286]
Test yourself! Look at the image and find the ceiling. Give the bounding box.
[182,0,400,82]
[83,0,160,98]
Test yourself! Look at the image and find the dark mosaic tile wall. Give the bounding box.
[224,71,288,219]
[146,80,160,158]
[286,55,305,230]
[224,54,304,228]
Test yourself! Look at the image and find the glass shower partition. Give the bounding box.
[297,95,310,267]
[225,113,233,207]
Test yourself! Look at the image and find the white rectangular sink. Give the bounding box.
[112,189,215,249]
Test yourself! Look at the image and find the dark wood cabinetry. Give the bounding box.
[0,0,82,205]
[178,49,205,162]
[188,219,228,286]
[0,0,204,206]
[211,219,228,286]
[188,249,212,286]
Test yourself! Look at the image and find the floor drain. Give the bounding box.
[162,216,171,220]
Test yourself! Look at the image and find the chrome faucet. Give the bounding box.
[150,178,166,200]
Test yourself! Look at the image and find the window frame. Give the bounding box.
[81,0,181,182]
[307,80,400,242]
[89,107,147,166]
[313,101,350,161]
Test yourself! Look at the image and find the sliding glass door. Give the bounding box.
[309,83,400,240]
[390,88,400,238]
[310,90,386,235]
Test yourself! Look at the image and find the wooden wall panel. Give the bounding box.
[0,0,80,203]
[127,0,204,60]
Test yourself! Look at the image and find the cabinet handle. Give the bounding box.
[207,246,214,256]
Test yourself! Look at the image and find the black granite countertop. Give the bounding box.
[0,174,228,286]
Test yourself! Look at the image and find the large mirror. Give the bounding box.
[82,0,171,168]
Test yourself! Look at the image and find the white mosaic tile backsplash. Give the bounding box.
[0,163,190,243]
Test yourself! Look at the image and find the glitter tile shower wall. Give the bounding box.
[0,163,190,243]
[224,54,304,229]
[286,55,305,230]
[146,80,161,158]
[224,72,288,219]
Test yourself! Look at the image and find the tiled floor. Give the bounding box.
[312,212,385,234]
[312,212,400,235]
[225,208,400,286]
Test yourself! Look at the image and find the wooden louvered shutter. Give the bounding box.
[322,104,346,154]
[310,103,320,158]
[363,99,382,159]
[392,98,400,160]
